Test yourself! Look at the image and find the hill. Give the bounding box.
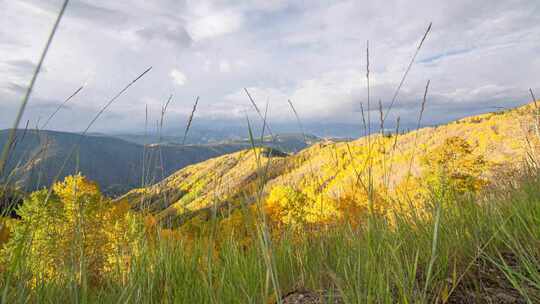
[121,102,540,226]
[0,130,291,196]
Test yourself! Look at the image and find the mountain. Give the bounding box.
[113,132,319,153]
[0,130,243,196]
[0,130,318,196]
[222,133,320,153]
[111,122,367,145]
[120,102,540,227]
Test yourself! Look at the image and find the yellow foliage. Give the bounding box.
[264,182,390,229]
[336,185,388,229]
[394,175,429,212]
[265,185,338,227]
[0,217,10,247]
[120,102,538,238]
[422,136,487,196]
[1,174,142,285]
[218,207,257,249]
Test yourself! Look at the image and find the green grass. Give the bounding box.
[2,173,540,303]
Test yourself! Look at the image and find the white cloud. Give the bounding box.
[219,60,231,73]
[170,69,187,86]
[186,9,242,41]
[203,59,212,72]
[1,0,540,133]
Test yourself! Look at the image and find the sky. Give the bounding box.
[1,0,539,135]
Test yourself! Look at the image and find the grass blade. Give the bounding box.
[182,96,199,146]
[41,85,84,130]
[382,22,432,123]
[0,0,70,178]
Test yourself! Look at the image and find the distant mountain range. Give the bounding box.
[108,121,371,145]
[0,130,318,196]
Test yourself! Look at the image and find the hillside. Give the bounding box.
[122,102,540,226]
[0,130,243,196]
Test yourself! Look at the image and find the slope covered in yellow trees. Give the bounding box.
[121,102,540,230]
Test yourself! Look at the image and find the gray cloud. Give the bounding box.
[136,25,193,48]
[19,0,131,27]
[5,82,29,95]
[67,1,129,25]
[0,0,539,136]
[4,59,39,75]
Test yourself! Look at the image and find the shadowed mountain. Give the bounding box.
[1,130,318,196]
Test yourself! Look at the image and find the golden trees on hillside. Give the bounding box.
[336,184,389,228]
[1,174,142,285]
[264,182,389,229]
[390,136,488,216]
[422,136,487,195]
[265,186,310,227]
[175,136,489,233]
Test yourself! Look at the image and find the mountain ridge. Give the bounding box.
[0,129,317,196]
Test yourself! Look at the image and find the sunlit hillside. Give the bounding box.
[122,102,540,228]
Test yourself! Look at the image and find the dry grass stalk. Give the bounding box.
[530,88,539,138]
[40,66,152,209]
[182,96,199,146]
[360,102,367,137]
[41,85,84,130]
[0,0,70,178]
[407,79,430,171]
[382,22,432,123]
[82,67,152,136]
[244,88,275,138]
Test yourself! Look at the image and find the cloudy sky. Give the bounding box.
[1,0,539,134]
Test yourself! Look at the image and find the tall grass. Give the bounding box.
[2,171,540,303]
